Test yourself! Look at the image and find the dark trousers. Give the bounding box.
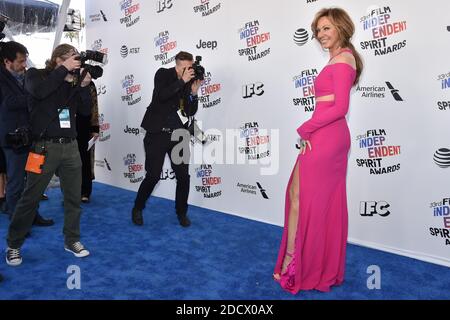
[7,140,82,249]
[134,132,190,216]
[1,147,28,218]
[77,134,93,197]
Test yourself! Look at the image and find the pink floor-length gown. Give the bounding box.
[274,49,356,294]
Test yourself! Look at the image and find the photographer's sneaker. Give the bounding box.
[6,247,22,266]
[64,242,90,258]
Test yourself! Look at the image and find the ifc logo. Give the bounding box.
[120,45,129,58]
[434,148,450,168]
[293,28,309,46]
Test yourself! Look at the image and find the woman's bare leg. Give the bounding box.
[274,160,300,279]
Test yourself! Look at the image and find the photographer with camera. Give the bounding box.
[5,44,93,266]
[132,51,201,227]
[0,41,54,226]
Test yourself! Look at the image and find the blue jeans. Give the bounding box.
[1,147,28,218]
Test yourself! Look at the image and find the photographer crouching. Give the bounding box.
[132,51,202,227]
[6,44,93,266]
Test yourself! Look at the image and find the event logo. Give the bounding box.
[91,39,109,55]
[293,28,310,46]
[437,71,450,90]
[193,0,222,17]
[360,201,391,217]
[99,113,111,142]
[121,74,142,106]
[89,10,108,22]
[356,81,403,101]
[119,0,141,28]
[292,69,318,112]
[97,84,107,96]
[243,82,264,99]
[123,153,144,183]
[433,148,450,168]
[194,164,222,198]
[160,168,175,181]
[429,198,450,246]
[196,39,218,50]
[238,122,270,160]
[95,158,112,171]
[120,45,128,58]
[237,182,269,199]
[154,30,177,65]
[120,45,140,58]
[437,101,450,111]
[356,129,401,175]
[386,82,403,101]
[199,71,222,109]
[204,133,221,144]
[123,125,141,136]
[238,20,271,61]
[157,0,173,13]
[359,6,407,56]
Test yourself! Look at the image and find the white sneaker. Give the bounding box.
[64,242,90,258]
[6,247,22,266]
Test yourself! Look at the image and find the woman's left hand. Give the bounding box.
[299,139,312,155]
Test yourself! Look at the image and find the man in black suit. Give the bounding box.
[132,51,201,227]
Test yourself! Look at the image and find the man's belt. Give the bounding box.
[42,137,76,144]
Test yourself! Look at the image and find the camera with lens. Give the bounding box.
[5,126,32,150]
[189,55,205,81]
[74,50,108,80]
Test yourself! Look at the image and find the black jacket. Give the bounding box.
[25,66,92,140]
[0,65,30,147]
[141,67,198,133]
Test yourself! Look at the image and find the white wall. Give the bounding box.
[86,0,450,267]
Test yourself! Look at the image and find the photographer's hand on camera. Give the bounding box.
[191,80,202,96]
[181,67,195,83]
[62,54,81,72]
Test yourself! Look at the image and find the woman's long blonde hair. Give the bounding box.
[45,44,76,71]
[311,8,363,85]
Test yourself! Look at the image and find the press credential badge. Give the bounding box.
[59,108,71,128]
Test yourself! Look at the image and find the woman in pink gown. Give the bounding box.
[273,8,363,294]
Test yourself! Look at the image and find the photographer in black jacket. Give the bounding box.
[132,51,201,227]
[0,41,54,227]
[6,44,92,266]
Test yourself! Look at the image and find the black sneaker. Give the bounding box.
[6,247,22,266]
[132,207,143,226]
[177,215,191,227]
[64,242,90,258]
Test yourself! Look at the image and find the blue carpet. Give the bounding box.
[0,182,449,300]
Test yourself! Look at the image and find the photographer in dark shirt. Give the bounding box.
[0,41,54,227]
[132,51,201,227]
[6,44,92,266]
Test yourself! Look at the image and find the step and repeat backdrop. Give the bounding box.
[86,0,450,267]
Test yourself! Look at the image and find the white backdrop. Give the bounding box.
[86,0,450,267]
